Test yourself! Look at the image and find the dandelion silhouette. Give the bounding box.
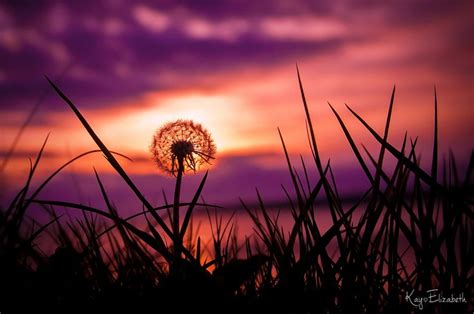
[150,119,216,176]
[150,119,216,258]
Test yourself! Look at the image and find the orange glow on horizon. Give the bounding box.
[1,49,472,183]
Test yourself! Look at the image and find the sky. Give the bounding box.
[0,0,473,212]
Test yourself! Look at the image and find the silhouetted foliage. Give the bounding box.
[0,73,472,313]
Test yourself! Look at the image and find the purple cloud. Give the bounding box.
[1,0,471,112]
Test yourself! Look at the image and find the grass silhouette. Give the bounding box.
[0,70,472,313]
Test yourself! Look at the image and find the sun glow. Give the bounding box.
[97,92,266,154]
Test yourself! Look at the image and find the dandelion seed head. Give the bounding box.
[150,119,216,175]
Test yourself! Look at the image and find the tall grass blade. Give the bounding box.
[46,77,174,239]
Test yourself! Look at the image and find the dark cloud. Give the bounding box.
[0,0,353,111]
[1,148,371,214]
[0,0,471,130]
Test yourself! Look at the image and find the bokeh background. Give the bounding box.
[1,0,472,211]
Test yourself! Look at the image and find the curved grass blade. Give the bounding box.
[179,171,208,240]
[46,77,174,240]
[345,103,443,191]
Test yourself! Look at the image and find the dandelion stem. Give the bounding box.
[173,156,184,258]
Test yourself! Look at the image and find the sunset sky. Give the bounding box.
[1,1,472,210]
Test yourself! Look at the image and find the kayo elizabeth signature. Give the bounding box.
[405,289,468,310]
